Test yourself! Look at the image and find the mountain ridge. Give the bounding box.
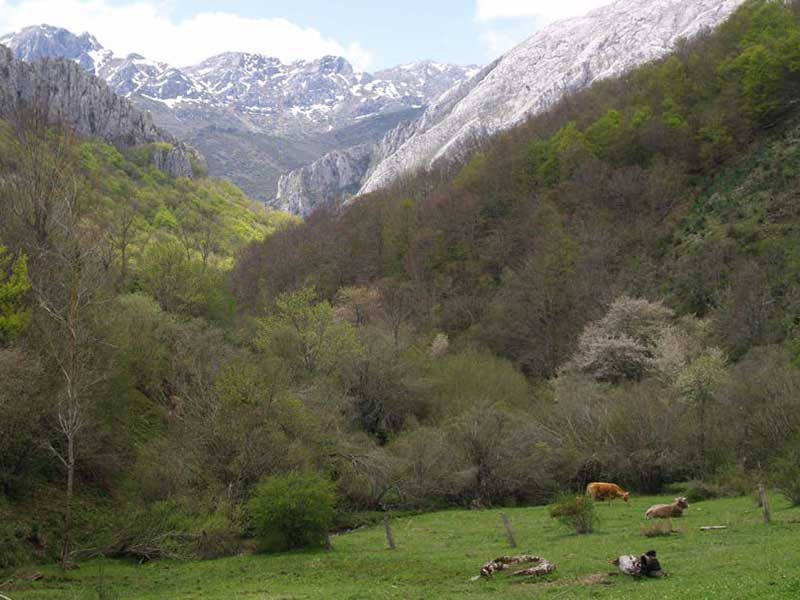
[0,24,477,208]
[274,0,748,214]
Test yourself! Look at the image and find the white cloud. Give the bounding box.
[0,0,374,69]
[476,0,611,23]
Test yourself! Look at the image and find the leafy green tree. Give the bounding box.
[0,245,31,344]
[138,239,233,322]
[586,109,627,162]
[720,1,800,124]
[770,435,800,506]
[257,287,362,378]
[676,347,728,473]
[527,123,594,188]
[109,293,172,400]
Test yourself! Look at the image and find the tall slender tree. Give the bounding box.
[0,108,108,567]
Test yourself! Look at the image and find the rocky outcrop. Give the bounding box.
[152,143,194,179]
[275,144,373,216]
[0,44,195,177]
[360,0,747,194]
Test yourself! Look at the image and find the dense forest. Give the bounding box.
[3,0,800,569]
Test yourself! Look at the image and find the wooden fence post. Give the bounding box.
[500,513,517,548]
[384,515,396,550]
[758,483,771,524]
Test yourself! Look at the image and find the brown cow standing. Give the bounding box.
[586,482,630,502]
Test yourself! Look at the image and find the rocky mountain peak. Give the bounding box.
[317,55,355,76]
[0,25,110,74]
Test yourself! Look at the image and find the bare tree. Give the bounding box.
[377,278,414,352]
[107,199,139,289]
[0,110,109,568]
[177,205,221,270]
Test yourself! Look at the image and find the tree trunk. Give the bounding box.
[61,267,80,569]
[758,483,771,524]
[61,432,74,568]
[500,513,517,548]
[119,235,129,290]
[383,516,396,550]
[698,397,706,475]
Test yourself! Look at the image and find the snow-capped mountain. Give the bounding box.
[0,25,475,124]
[0,24,111,73]
[0,24,477,206]
[360,0,747,195]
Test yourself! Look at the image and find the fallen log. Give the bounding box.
[700,526,728,531]
[479,555,556,578]
[512,560,556,577]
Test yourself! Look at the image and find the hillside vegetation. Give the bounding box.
[2,0,800,581]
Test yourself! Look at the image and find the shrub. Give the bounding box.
[549,493,596,534]
[641,521,681,537]
[249,472,336,553]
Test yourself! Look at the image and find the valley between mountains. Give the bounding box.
[3,1,800,597]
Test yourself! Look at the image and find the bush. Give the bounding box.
[641,521,681,537]
[549,493,596,534]
[249,472,336,553]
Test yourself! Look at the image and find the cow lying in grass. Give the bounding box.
[586,482,629,502]
[613,550,664,578]
[645,497,689,519]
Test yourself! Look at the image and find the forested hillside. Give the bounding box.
[0,111,292,567]
[2,0,800,572]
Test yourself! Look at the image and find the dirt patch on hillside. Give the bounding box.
[522,572,614,589]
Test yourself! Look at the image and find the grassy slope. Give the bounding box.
[6,495,800,599]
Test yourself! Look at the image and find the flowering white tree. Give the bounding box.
[429,333,450,359]
[565,296,686,384]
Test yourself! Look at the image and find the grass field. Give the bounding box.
[3,494,800,599]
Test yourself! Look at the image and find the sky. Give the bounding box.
[0,0,611,70]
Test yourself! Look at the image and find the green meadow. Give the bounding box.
[5,494,800,599]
